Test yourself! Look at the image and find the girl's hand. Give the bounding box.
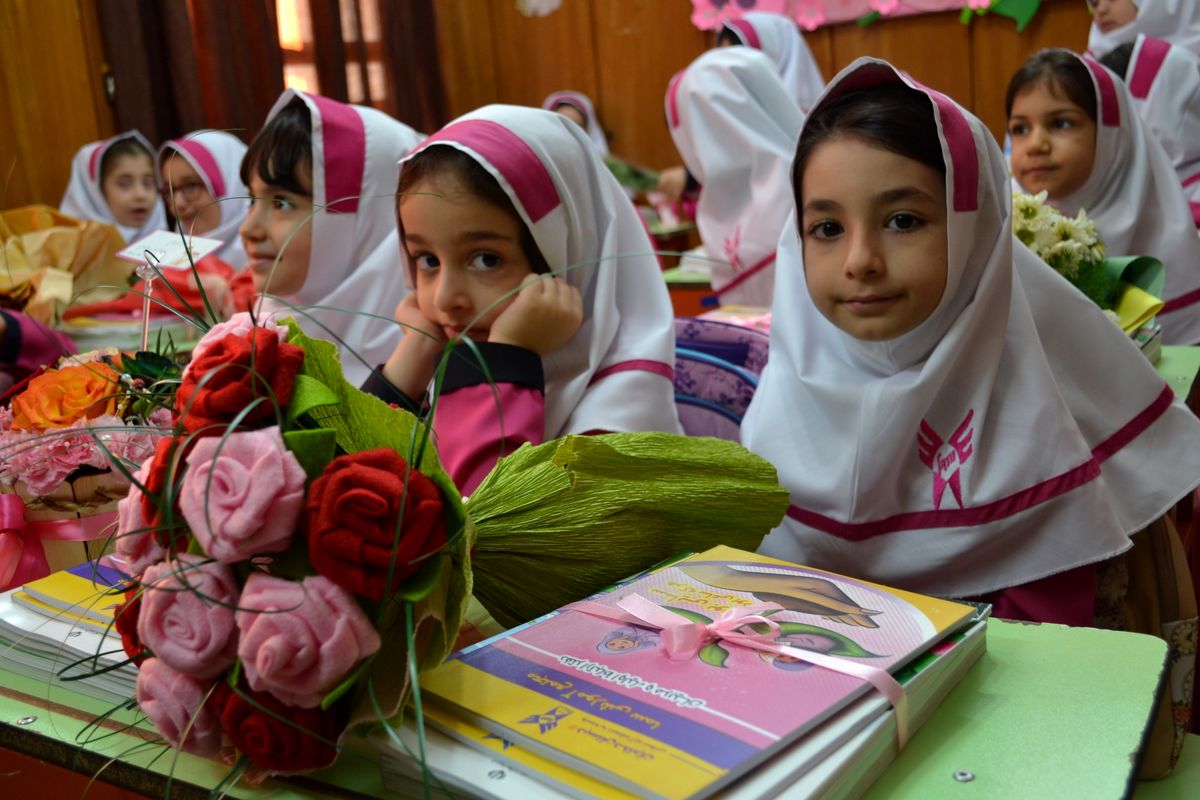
[381,295,445,397]
[656,165,688,204]
[489,274,583,355]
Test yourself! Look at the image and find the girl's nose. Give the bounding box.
[239,204,264,242]
[434,269,470,312]
[843,228,884,280]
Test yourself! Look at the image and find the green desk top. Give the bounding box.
[1,619,1171,799]
[1157,345,1200,401]
[865,620,1166,800]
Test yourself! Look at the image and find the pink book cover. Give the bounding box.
[421,546,975,799]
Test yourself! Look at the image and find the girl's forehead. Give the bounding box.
[1016,77,1086,110]
[106,152,154,174]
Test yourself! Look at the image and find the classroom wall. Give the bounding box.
[0,0,113,211]
[434,0,1091,170]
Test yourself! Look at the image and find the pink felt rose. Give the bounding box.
[138,556,240,679]
[115,457,167,576]
[187,311,287,368]
[179,426,306,563]
[136,658,225,756]
[235,573,381,708]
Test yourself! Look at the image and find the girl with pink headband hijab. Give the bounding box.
[237,90,423,384]
[1007,49,1200,344]
[157,130,250,268]
[743,56,1200,626]
[718,11,825,114]
[363,105,681,494]
[667,47,803,308]
[60,130,166,244]
[1088,0,1200,58]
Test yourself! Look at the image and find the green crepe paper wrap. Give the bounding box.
[466,432,791,628]
[281,320,473,733]
[603,155,660,194]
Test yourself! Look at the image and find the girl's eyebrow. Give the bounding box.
[404,230,515,246]
[802,186,937,215]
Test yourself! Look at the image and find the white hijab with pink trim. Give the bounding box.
[1125,35,1200,223]
[399,105,681,439]
[541,91,609,157]
[156,130,250,268]
[257,90,424,385]
[1041,53,1200,344]
[59,130,167,244]
[741,58,1200,599]
[667,47,802,308]
[722,11,825,114]
[1088,0,1200,58]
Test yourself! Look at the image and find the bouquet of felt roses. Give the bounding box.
[1013,189,1164,335]
[110,311,472,776]
[0,348,175,590]
[105,307,791,781]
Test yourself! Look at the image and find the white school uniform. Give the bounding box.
[741,58,1200,600]
[401,105,682,438]
[59,130,167,244]
[721,11,825,114]
[157,130,251,268]
[1088,0,1200,58]
[666,47,802,308]
[1125,35,1200,224]
[256,91,424,385]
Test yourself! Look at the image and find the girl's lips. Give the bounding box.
[841,296,899,316]
[248,257,277,274]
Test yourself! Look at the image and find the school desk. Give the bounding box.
[1157,345,1200,407]
[0,618,1175,799]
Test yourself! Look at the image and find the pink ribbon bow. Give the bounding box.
[569,593,911,748]
[0,494,118,592]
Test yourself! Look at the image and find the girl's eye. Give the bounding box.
[469,252,503,271]
[412,253,439,271]
[1051,117,1075,130]
[272,195,295,212]
[806,221,842,240]
[1008,122,1029,137]
[886,213,923,232]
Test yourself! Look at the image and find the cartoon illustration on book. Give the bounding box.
[597,626,661,654]
[678,563,883,627]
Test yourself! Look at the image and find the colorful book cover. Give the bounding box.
[419,546,976,800]
[16,560,130,626]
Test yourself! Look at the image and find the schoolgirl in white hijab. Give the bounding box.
[157,130,250,268]
[1007,49,1200,344]
[60,130,167,244]
[741,57,1200,621]
[1088,0,1200,58]
[246,90,423,385]
[371,105,680,491]
[541,91,609,157]
[1124,35,1200,224]
[719,11,825,114]
[666,47,803,308]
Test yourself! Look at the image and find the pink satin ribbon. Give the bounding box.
[569,593,911,748]
[0,494,118,591]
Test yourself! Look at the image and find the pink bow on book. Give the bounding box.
[0,494,117,592]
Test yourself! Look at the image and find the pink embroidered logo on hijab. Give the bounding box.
[917,410,975,510]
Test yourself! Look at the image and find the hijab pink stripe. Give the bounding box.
[1085,57,1121,128]
[667,71,684,129]
[927,89,979,213]
[423,119,561,223]
[88,143,103,182]
[171,139,226,198]
[726,18,761,50]
[589,359,674,386]
[309,93,365,214]
[1128,36,1172,99]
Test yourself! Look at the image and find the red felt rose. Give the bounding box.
[113,588,147,664]
[305,448,447,601]
[218,685,342,773]
[175,329,304,436]
[140,436,182,524]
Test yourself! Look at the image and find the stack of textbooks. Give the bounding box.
[376,546,987,799]
[0,560,135,705]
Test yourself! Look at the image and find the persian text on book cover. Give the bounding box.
[421,546,974,799]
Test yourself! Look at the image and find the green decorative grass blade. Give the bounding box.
[467,433,789,627]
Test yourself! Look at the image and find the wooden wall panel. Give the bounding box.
[435,0,500,121]
[829,11,974,111]
[490,0,600,109]
[970,0,1091,143]
[0,0,113,209]
[591,0,708,169]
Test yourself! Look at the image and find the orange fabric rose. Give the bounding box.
[10,363,121,431]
